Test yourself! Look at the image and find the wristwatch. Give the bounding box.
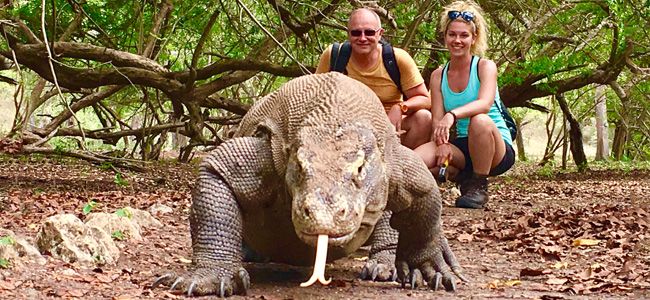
[398,102,408,113]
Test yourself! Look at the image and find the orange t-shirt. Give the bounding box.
[316,43,424,113]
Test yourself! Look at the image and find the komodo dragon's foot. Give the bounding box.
[360,250,397,281]
[153,263,250,297]
[395,236,468,292]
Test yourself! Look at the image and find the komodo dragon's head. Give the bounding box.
[286,120,385,248]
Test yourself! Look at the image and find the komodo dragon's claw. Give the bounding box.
[395,235,466,292]
[152,265,250,297]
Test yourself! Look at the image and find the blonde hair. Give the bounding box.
[439,0,488,56]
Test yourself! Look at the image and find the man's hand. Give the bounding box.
[388,103,404,132]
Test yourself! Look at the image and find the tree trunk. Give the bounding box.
[515,118,526,161]
[562,116,568,170]
[556,93,588,171]
[595,85,609,160]
[611,119,627,160]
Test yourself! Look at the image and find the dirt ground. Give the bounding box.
[0,155,648,300]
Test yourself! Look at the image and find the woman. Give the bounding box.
[415,0,515,209]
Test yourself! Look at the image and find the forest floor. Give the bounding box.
[0,154,649,300]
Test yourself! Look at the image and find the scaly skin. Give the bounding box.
[154,73,465,297]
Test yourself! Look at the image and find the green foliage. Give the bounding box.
[83,200,100,215]
[100,161,113,170]
[92,252,104,264]
[113,173,129,185]
[115,208,131,218]
[111,231,125,240]
[0,259,8,268]
[1,236,16,246]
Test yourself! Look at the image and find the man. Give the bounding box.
[315,8,431,149]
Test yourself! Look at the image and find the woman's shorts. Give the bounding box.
[450,137,515,177]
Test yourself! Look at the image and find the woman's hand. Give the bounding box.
[436,143,453,167]
[433,112,455,145]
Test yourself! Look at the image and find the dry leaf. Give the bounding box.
[457,233,474,242]
[572,238,599,246]
[551,262,568,269]
[546,278,568,285]
[520,268,545,277]
[353,257,368,262]
[504,280,521,286]
[487,279,502,289]
[0,281,16,290]
[578,267,592,280]
[96,274,113,283]
[178,257,192,264]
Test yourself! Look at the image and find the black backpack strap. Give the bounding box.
[330,42,351,74]
[380,40,404,97]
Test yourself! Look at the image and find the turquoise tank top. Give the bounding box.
[441,56,513,145]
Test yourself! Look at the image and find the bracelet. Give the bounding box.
[447,111,457,123]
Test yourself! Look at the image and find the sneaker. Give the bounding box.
[455,173,489,209]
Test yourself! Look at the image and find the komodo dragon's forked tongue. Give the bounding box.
[300,235,332,287]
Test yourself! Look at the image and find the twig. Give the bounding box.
[235,0,310,74]
[41,0,87,149]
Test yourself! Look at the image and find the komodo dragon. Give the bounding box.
[154,72,465,297]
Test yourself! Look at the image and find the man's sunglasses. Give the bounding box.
[448,11,474,22]
[349,29,381,37]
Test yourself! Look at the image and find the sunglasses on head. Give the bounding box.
[448,11,474,22]
[349,29,381,37]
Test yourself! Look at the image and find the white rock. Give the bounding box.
[0,229,45,267]
[85,212,143,241]
[36,214,119,267]
[126,207,163,228]
[148,203,173,216]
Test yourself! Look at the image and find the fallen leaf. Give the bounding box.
[578,267,592,280]
[96,274,113,283]
[68,290,84,297]
[457,233,474,242]
[572,238,599,246]
[551,262,568,269]
[0,281,16,290]
[114,294,136,300]
[520,268,545,277]
[353,257,368,262]
[546,278,568,285]
[178,257,192,264]
[504,280,521,286]
[487,279,502,289]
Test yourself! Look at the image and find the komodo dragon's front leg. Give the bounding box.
[360,210,398,281]
[153,137,277,297]
[387,145,467,291]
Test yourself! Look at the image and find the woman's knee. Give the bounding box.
[467,114,495,135]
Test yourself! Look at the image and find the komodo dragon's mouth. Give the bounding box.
[299,231,353,247]
[298,232,353,287]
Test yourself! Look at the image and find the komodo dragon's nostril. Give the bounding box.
[303,207,310,217]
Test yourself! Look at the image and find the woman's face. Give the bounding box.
[445,20,476,57]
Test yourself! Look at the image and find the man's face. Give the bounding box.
[347,11,383,55]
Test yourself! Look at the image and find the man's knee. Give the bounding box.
[404,109,431,130]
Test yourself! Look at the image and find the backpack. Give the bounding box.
[329,40,405,97]
[494,97,518,140]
